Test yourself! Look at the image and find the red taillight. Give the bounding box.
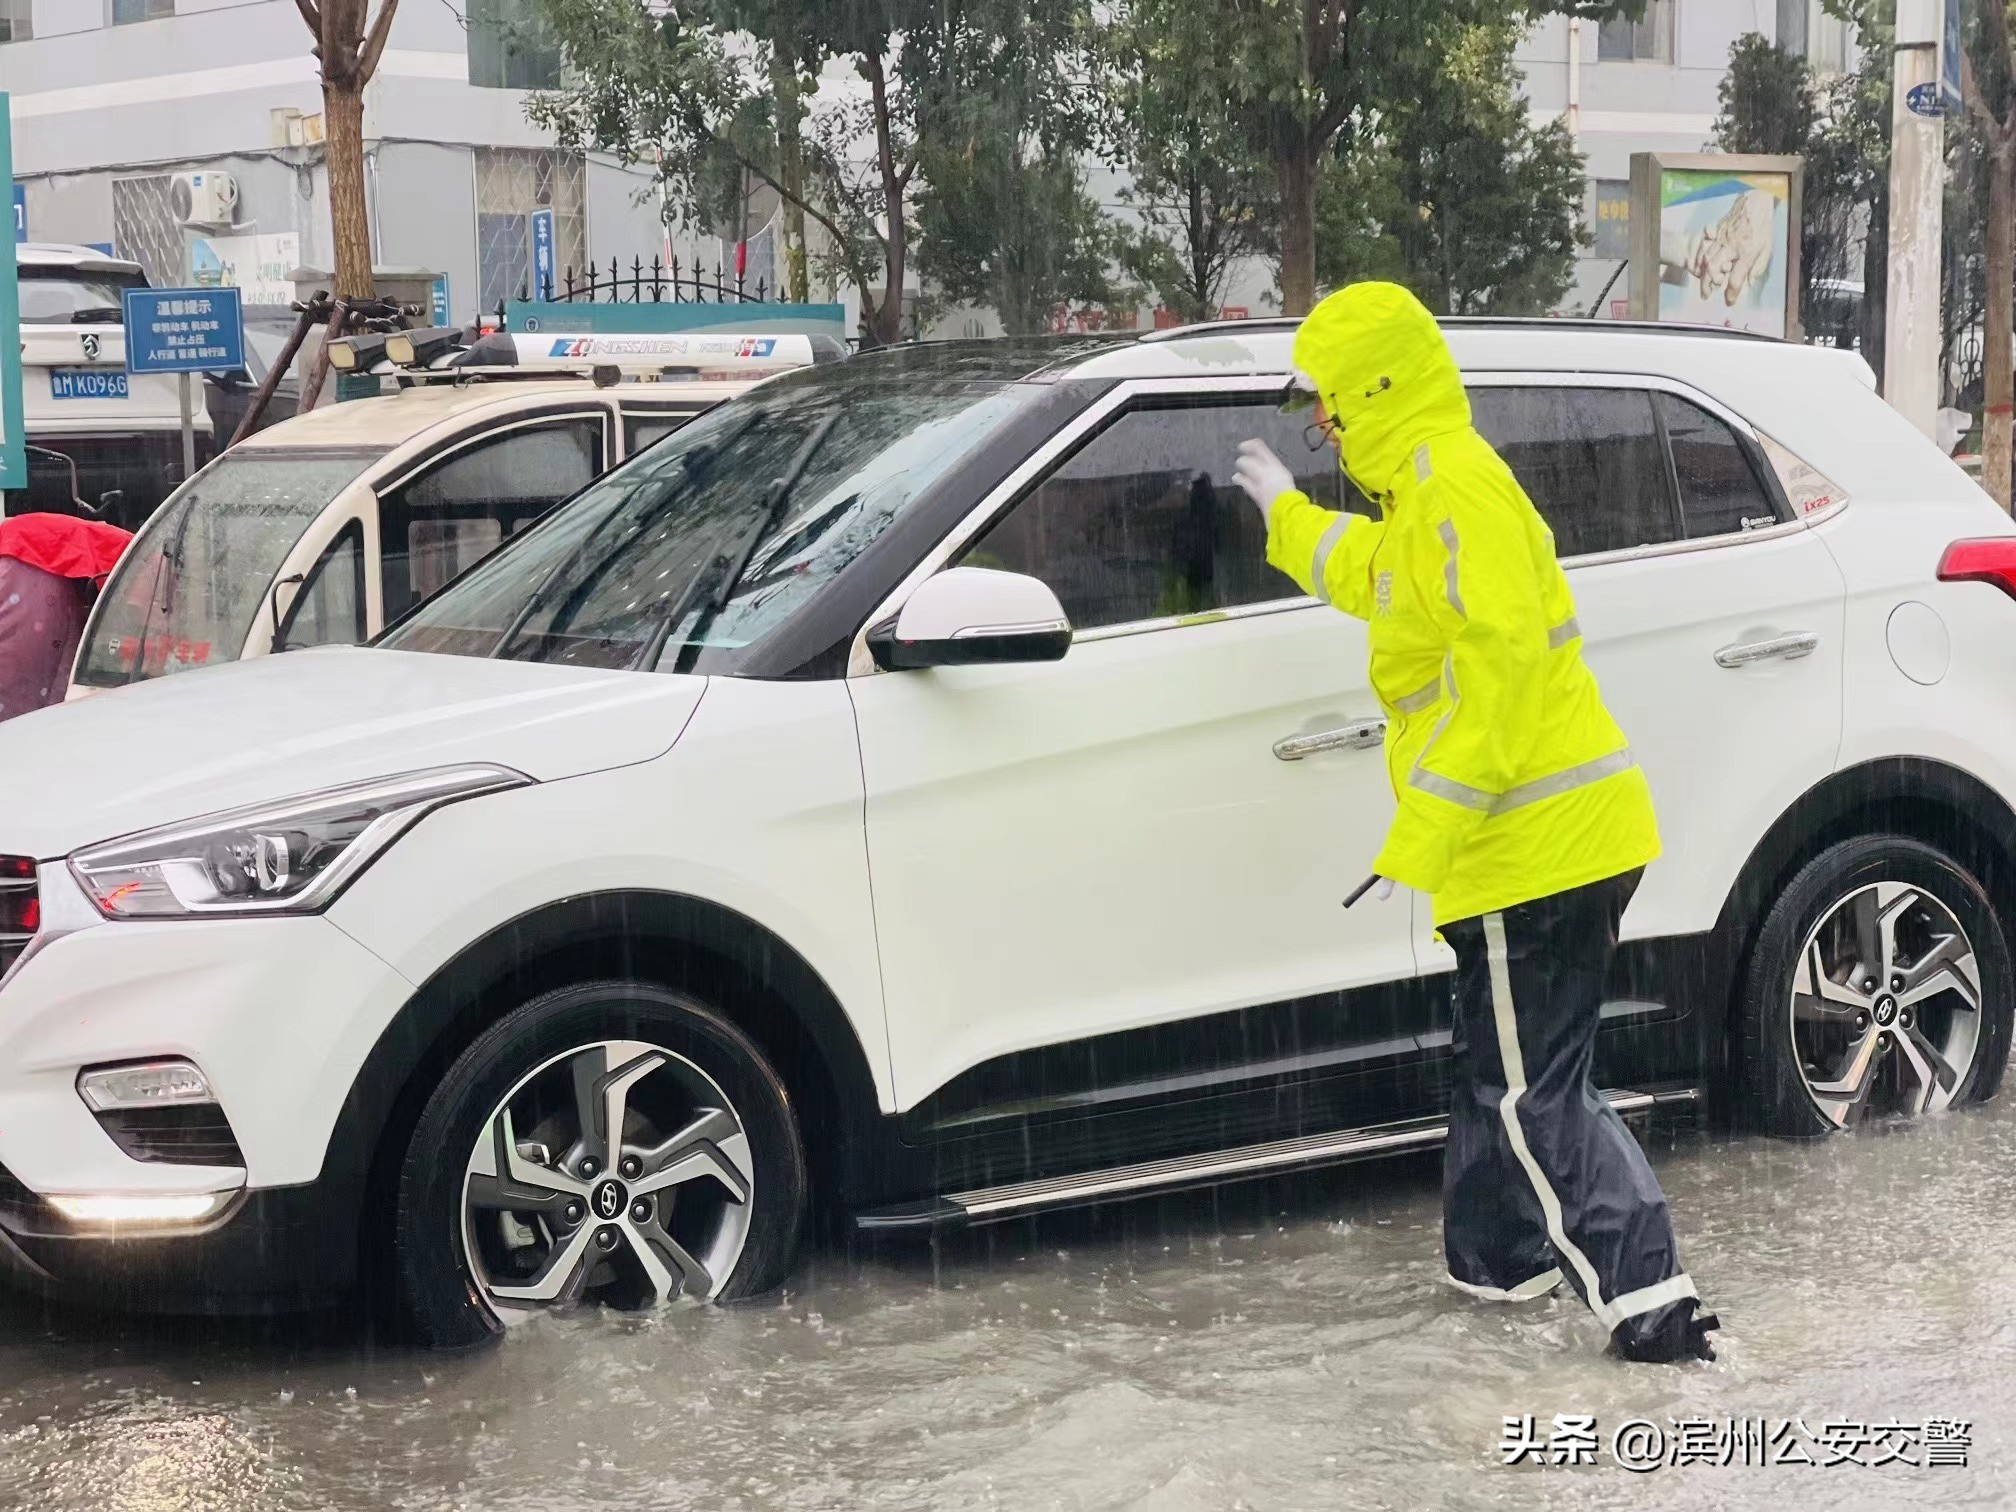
[1937,538,2016,601]
[16,899,37,935]
[0,856,31,880]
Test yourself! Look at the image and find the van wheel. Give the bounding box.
[389,980,806,1347]
[1735,835,2013,1137]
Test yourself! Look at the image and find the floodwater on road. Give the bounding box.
[2,1100,2014,1512]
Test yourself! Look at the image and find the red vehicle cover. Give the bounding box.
[0,514,134,723]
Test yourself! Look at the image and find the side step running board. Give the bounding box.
[856,1086,1702,1232]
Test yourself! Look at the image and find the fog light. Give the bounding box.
[47,1191,235,1225]
[78,1059,214,1112]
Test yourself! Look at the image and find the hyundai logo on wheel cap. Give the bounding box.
[591,1178,628,1221]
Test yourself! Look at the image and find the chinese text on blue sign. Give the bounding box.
[122,287,245,374]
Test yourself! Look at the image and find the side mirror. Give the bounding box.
[868,566,1072,671]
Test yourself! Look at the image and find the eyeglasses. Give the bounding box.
[1304,416,1342,452]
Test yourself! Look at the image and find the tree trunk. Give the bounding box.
[863,52,907,347]
[770,47,810,304]
[1188,171,1211,321]
[1986,138,2015,510]
[323,81,374,302]
[1860,202,1888,382]
[1276,144,1317,317]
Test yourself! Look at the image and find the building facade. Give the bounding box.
[1518,0,1857,317]
[0,0,672,325]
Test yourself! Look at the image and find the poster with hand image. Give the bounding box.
[1628,153,1802,340]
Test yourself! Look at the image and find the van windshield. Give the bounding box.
[19,268,149,325]
[74,450,383,688]
[380,364,1039,673]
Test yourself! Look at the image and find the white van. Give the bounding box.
[68,372,758,694]
[10,244,212,526]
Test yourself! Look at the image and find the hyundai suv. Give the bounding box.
[0,320,2009,1343]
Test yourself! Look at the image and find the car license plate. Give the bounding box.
[49,368,130,400]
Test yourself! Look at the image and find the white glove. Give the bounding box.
[1370,876,1395,903]
[1233,438,1296,525]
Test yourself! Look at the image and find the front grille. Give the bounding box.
[0,857,37,980]
[95,1106,246,1167]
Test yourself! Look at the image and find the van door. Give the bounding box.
[372,412,610,630]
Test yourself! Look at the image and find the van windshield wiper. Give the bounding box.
[651,413,838,675]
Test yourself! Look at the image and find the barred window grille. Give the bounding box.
[112,174,186,287]
[474,148,587,311]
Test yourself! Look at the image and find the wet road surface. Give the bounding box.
[2,1100,2014,1511]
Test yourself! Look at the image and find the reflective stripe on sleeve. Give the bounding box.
[1547,615,1581,649]
[1414,443,1432,481]
[1309,516,1352,603]
[1411,768,1497,811]
[1438,519,1464,617]
[1390,675,1441,714]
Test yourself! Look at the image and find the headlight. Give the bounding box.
[69,765,529,919]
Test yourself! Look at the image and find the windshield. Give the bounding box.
[381,367,1039,673]
[75,450,384,688]
[19,269,148,325]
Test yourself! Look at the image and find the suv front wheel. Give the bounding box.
[1736,834,2013,1137]
[390,980,807,1346]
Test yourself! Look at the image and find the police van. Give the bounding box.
[68,329,838,695]
[8,244,213,527]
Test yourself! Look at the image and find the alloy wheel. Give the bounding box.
[460,1039,755,1319]
[1789,880,1983,1128]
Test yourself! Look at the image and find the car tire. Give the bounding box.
[1734,834,2013,1138]
[387,979,807,1348]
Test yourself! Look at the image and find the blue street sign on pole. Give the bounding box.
[530,209,555,300]
[431,272,451,326]
[1,96,24,492]
[121,286,245,373]
[123,286,243,482]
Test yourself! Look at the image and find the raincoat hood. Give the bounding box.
[0,513,132,584]
[1290,282,1471,500]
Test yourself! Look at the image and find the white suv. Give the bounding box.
[0,320,2010,1343]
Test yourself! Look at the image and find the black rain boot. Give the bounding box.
[1610,1304,1719,1364]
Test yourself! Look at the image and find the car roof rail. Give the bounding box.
[1141,313,1782,344]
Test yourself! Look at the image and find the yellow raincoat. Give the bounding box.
[1265,283,1660,924]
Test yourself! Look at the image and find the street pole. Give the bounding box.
[1884,0,1944,438]
[177,371,196,482]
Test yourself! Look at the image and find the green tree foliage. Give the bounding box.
[1104,9,1275,322]
[1314,21,1587,315]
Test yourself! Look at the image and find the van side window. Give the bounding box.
[623,410,704,456]
[958,400,1341,632]
[379,417,604,622]
[1655,393,1782,538]
[279,521,365,651]
[1467,386,1679,558]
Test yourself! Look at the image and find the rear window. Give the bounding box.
[18,266,148,326]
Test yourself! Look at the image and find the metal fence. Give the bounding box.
[497,255,773,324]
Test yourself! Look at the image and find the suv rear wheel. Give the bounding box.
[389,980,807,1346]
[1735,835,2013,1136]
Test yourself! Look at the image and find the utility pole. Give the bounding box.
[1885,0,1945,437]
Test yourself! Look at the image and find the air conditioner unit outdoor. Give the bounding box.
[171,171,240,228]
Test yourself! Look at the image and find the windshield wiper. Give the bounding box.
[651,413,839,675]
[124,490,200,684]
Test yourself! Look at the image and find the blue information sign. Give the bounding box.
[1,95,23,491]
[530,209,555,300]
[121,286,245,374]
[431,271,451,326]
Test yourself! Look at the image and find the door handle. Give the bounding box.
[1274,719,1386,761]
[1713,632,1820,669]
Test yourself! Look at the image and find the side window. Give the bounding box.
[1468,386,1677,559]
[623,410,702,457]
[379,418,604,622]
[1655,393,1782,538]
[279,522,365,651]
[959,401,1344,632]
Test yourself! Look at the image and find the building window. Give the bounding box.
[111,0,175,23]
[473,148,587,312]
[468,0,564,90]
[0,0,32,44]
[1598,0,1673,63]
